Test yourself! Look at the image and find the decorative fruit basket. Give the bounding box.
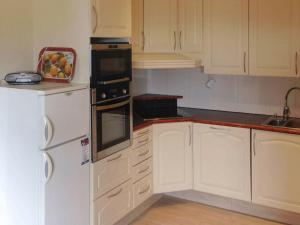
[37,47,77,83]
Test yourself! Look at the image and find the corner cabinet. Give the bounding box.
[252,130,300,214]
[153,122,193,193]
[204,0,249,75]
[249,0,300,77]
[193,124,251,201]
[91,0,131,37]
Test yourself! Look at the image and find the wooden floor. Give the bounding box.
[131,197,284,225]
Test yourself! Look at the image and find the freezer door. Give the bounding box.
[41,88,89,149]
[44,138,90,225]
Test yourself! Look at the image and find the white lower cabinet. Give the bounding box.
[91,122,300,225]
[193,124,251,201]
[92,127,154,225]
[252,130,300,214]
[153,122,193,193]
[93,180,133,225]
[91,148,132,199]
[132,158,153,183]
[133,174,153,208]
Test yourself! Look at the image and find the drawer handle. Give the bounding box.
[108,188,123,198]
[139,185,150,195]
[138,137,149,144]
[137,130,149,137]
[209,127,230,132]
[138,166,150,174]
[107,153,122,162]
[138,149,150,157]
[65,91,73,96]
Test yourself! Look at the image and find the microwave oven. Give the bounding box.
[90,38,132,88]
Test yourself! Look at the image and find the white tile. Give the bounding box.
[142,68,300,116]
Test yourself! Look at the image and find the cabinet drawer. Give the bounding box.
[93,180,133,225]
[133,127,152,149]
[42,88,89,149]
[91,148,132,199]
[133,174,153,208]
[132,158,152,183]
[133,127,152,139]
[131,142,153,166]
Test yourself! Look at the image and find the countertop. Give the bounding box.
[133,94,183,101]
[0,81,89,95]
[133,107,300,135]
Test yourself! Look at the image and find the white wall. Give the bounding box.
[0,0,34,79]
[33,0,91,83]
[133,69,300,117]
[0,1,33,222]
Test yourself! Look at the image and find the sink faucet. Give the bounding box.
[283,87,300,121]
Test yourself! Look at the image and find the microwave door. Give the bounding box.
[91,49,132,84]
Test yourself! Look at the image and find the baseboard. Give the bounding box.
[115,194,163,225]
[166,190,300,225]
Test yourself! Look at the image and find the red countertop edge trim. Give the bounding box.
[134,117,300,135]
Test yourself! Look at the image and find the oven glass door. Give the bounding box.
[92,48,132,84]
[94,97,131,159]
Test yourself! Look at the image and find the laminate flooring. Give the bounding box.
[131,197,284,225]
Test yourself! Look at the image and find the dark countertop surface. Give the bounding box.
[133,107,300,135]
[133,94,183,101]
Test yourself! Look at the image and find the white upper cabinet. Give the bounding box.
[132,0,144,52]
[143,0,177,53]
[252,130,300,214]
[204,0,249,75]
[91,0,132,37]
[193,124,251,201]
[153,123,193,193]
[135,0,203,55]
[249,0,300,77]
[178,0,203,54]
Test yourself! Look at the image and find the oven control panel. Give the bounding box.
[93,82,130,104]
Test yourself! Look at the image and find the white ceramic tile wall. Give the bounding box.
[132,69,300,117]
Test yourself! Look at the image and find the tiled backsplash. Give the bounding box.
[133,69,300,117]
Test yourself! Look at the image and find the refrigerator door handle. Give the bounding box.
[43,116,53,149]
[43,152,53,184]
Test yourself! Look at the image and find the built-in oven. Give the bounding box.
[91,82,132,162]
[91,38,132,88]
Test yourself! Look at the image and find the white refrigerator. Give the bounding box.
[0,83,90,225]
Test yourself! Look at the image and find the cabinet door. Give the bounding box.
[93,180,133,225]
[153,122,193,193]
[144,0,177,52]
[92,0,131,37]
[253,130,300,214]
[204,0,249,75]
[178,0,203,53]
[249,0,300,76]
[193,124,251,201]
[132,0,144,53]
